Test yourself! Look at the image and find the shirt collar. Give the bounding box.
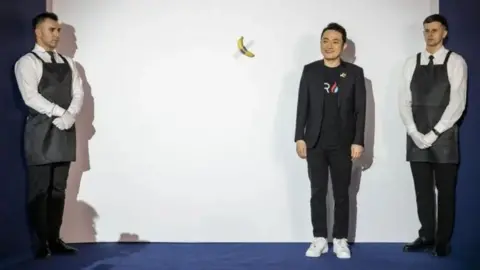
[422,46,447,60]
[33,43,57,53]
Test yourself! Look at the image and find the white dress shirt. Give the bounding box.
[399,46,468,134]
[14,44,84,117]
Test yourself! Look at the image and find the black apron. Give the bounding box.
[406,51,459,164]
[24,52,76,166]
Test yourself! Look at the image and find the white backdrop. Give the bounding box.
[50,0,439,243]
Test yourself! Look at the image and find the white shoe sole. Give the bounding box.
[334,251,351,259]
[305,246,329,257]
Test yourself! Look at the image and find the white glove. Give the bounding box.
[51,105,67,117]
[53,111,75,130]
[410,131,430,149]
[423,131,439,146]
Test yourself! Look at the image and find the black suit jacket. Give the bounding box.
[294,60,367,148]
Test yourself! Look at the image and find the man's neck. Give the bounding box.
[426,44,443,55]
[324,58,341,68]
[36,42,54,52]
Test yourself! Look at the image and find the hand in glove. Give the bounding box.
[53,111,75,130]
[423,131,439,146]
[51,105,67,117]
[410,131,430,149]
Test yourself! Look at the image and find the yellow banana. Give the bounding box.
[237,36,255,58]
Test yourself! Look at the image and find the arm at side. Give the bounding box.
[294,65,309,142]
[433,54,468,133]
[353,67,366,146]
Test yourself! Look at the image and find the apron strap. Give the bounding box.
[443,51,453,65]
[57,54,69,64]
[30,52,71,65]
[30,52,45,63]
[415,53,421,67]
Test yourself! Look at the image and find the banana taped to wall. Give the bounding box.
[237,36,255,58]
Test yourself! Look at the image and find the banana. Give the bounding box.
[237,36,255,58]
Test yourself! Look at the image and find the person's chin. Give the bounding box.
[323,55,339,60]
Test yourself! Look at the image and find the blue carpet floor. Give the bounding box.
[5,243,478,270]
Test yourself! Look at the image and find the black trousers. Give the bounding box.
[307,144,352,239]
[27,162,71,245]
[410,162,458,244]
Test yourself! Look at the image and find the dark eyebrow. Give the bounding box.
[323,37,341,41]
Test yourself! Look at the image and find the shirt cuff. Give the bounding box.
[51,105,66,117]
[434,123,447,134]
[406,124,417,135]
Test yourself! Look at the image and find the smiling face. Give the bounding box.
[35,18,61,51]
[321,30,347,61]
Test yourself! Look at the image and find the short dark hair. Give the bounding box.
[321,23,347,44]
[423,14,448,30]
[32,12,59,30]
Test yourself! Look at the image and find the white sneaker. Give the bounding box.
[333,238,351,259]
[305,237,328,257]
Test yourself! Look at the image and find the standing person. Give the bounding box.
[399,14,467,257]
[294,22,367,259]
[14,12,84,259]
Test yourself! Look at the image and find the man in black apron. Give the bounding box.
[399,14,468,257]
[14,12,84,259]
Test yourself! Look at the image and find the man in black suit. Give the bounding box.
[294,23,366,259]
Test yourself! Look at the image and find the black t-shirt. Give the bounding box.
[319,66,342,148]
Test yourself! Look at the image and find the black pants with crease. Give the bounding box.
[410,162,457,244]
[27,162,71,246]
[307,142,352,239]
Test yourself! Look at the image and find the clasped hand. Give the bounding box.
[53,111,75,130]
[410,130,438,149]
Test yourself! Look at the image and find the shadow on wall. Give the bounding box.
[45,0,52,12]
[274,37,375,243]
[339,39,375,243]
[118,233,149,243]
[56,23,150,245]
[55,23,98,243]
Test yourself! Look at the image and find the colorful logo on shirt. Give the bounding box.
[323,82,339,94]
